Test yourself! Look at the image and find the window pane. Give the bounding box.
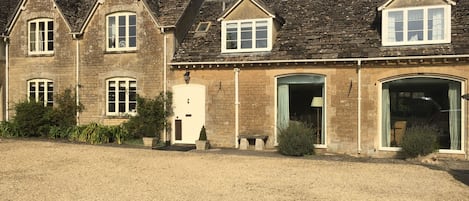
[38,82,45,103]
[388,11,404,42]
[47,21,53,51]
[30,23,36,51]
[428,8,444,40]
[47,82,53,106]
[382,78,461,150]
[256,39,267,48]
[29,82,36,100]
[240,22,252,49]
[39,22,45,51]
[408,10,424,41]
[129,15,136,48]
[118,16,126,48]
[108,16,116,48]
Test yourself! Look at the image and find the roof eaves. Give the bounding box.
[378,0,456,11]
[217,0,275,21]
[77,0,101,34]
[5,0,26,35]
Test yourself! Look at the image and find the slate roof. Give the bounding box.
[173,0,469,63]
[0,0,21,34]
[55,0,97,33]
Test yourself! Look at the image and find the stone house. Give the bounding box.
[1,0,469,159]
[0,0,201,144]
[170,0,469,158]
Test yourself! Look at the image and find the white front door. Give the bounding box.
[172,84,206,144]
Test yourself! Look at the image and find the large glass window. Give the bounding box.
[107,78,137,116]
[382,6,450,46]
[29,19,54,54]
[381,77,461,150]
[222,18,272,53]
[277,75,325,145]
[107,12,137,51]
[28,79,53,107]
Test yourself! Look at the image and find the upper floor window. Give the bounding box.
[28,79,54,107]
[221,18,272,53]
[106,12,137,51]
[28,19,54,54]
[106,78,137,116]
[382,5,451,46]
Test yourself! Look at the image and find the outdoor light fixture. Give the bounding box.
[184,71,190,84]
[462,93,469,100]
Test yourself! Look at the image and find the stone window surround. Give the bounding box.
[28,18,54,55]
[106,12,137,52]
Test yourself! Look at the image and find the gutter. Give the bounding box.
[3,37,9,121]
[72,34,80,125]
[357,60,362,155]
[169,54,469,66]
[234,68,240,148]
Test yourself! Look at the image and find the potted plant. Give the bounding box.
[195,125,209,150]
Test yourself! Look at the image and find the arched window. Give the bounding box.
[106,78,137,116]
[106,12,137,51]
[277,75,325,145]
[28,18,54,54]
[381,77,462,150]
[28,79,54,107]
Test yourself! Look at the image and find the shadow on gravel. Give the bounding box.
[450,169,469,187]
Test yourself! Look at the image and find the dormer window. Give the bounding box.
[382,5,451,46]
[221,18,272,53]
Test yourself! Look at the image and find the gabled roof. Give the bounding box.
[55,0,98,33]
[172,0,469,63]
[2,0,193,36]
[0,0,22,35]
[378,0,456,11]
[218,0,276,21]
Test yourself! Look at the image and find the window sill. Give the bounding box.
[105,50,138,54]
[28,53,54,57]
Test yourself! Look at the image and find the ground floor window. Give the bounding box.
[277,75,325,144]
[106,78,137,116]
[382,77,461,150]
[28,79,53,107]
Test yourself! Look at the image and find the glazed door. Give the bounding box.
[172,84,206,144]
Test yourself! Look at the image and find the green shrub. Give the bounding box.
[13,100,52,137]
[277,122,316,156]
[49,89,84,128]
[198,126,207,140]
[0,121,20,137]
[124,92,172,139]
[400,125,439,158]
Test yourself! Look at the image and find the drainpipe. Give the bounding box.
[4,37,9,121]
[73,34,80,125]
[357,59,362,155]
[234,68,240,148]
[161,27,168,144]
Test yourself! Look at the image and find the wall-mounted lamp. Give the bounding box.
[184,71,190,84]
[462,94,469,100]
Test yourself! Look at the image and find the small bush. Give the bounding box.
[124,92,172,139]
[278,122,316,156]
[49,89,84,128]
[400,125,439,158]
[198,126,207,140]
[13,100,52,137]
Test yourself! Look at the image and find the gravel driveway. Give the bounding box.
[1,139,468,201]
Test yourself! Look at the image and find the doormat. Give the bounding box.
[152,144,195,152]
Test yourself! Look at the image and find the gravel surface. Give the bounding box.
[1,139,468,201]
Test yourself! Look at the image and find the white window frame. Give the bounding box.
[378,76,465,154]
[106,12,137,51]
[274,74,327,148]
[106,78,137,116]
[28,19,54,54]
[382,5,451,46]
[221,18,273,53]
[28,79,54,107]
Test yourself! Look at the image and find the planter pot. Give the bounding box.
[142,137,156,147]
[195,140,209,150]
